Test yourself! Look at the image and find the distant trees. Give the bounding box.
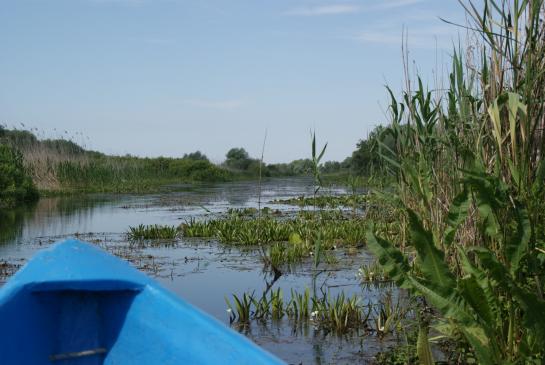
[224,148,252,170]
[183,151,209,162]
[349,125,393,176]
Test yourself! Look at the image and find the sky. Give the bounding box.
[0,0,467,163]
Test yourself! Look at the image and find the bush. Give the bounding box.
[0,144,38,207]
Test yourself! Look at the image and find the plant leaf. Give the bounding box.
[408,209,457,293]
[366,228,410,288]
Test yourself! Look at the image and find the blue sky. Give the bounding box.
[0,0,465,163]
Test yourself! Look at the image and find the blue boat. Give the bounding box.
[0,239,284,365]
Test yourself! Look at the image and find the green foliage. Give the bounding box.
[365,1,545,361]
[55,155,231,193]
[310,131,327,200]
[183,150,209,161]
[226,288,374,335]
[181,214,367,249]
[0,144,38,207]
[350,125,393,176]
[269,158,314,176]
[356,259,391,284]
[368,169,545,363]
[224,147,252,170]
[127,224,179,240]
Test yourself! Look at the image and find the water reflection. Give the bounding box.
[0,206,32,243]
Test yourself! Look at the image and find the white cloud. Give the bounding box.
[183,99,244,110]
[286,4,360,16]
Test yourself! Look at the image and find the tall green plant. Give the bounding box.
[368,166,545,363]
[310,131,327,211]
[366,1,545,362]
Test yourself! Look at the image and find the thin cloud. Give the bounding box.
[376,0,425,10]
[286,4,360,16]
[354,25,455,49]
[183,99,244,110]
[285,0,425,16]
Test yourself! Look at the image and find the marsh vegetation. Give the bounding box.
[2,0,545,364]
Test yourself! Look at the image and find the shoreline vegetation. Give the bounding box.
[0,126,374,203]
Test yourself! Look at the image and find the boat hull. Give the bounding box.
[0,239,284,365]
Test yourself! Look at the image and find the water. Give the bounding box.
[0,178,401,364]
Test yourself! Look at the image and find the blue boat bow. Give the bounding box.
[0,239,284,365]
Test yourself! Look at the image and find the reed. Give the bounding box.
[366,0,545,362]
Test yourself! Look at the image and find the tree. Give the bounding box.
[225,147,252,170]
[350,125,393,176]
[183,151,209,162]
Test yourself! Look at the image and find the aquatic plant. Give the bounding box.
[226,288,380,336]
[286,288,310,321]
[181,215,368,249]
[127,224,179,240]
[226,292,253,325]
[357,260,391,284]
[311,291,369,334]
[372,292,404,338]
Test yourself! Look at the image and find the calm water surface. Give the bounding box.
[0,178,401,364]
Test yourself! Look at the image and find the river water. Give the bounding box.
[0,178,402,364]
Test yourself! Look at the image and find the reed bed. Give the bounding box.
[365,0,545,362]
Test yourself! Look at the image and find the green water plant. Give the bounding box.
[181,215,368,249]
[311,291,369,334]
[225,288,379,336]
[357,260,391,284]
[127,224,179,240]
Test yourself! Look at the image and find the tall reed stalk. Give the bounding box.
[367,1,545,362]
